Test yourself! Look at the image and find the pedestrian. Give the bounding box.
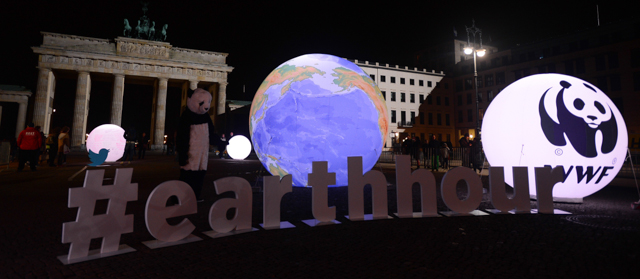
[412,137,421,168]
[459,133,471,167]
[441,142,450,170]
[471,136,483,173]
[429,135,440,171]
[35,126,46,164]
[57,126,70,166]
[218,133,227,158]
[46,127,60,167]
[16,123,42,171]
[138,132,149,159]
[122,127,136,163]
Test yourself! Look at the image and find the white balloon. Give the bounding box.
[227,135,252,160]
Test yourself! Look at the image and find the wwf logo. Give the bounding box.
[539,80,618,158]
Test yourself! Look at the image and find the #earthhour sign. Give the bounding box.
[58,69,626,265]
[482,74,628,200]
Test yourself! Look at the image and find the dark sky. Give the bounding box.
[2,0,636,101]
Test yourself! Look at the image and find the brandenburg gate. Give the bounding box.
[31,32,233,149]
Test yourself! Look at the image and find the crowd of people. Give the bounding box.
[397,133,484,173]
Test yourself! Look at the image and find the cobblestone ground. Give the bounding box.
[1,153,639,278]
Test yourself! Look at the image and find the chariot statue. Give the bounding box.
[123,2,168,41]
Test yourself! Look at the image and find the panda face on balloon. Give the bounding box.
[539,80,618,158]
[187,88,212,115]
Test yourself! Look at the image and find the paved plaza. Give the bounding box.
[1,152,640,278]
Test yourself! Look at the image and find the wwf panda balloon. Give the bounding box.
[482,74,627,200]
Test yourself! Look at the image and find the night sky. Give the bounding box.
[0,0,636,137]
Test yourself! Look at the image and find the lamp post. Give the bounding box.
[463,20,486,138]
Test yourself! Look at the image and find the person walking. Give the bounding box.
[57,127,70,166]
[122,127,136,163]
[459,133,471,167]
[16,123,42,172]
[429,135,440,171]
[46,127,60,167]
[138,132,149,159]
[218,133,227,158]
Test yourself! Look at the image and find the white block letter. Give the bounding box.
[308,161,336,223]
[209,177,253,233]
[440,167,483,214]
[348,157,388,220]
[395,155,437,217]
[489,167,531,214]
[145,180,197,242]
[263,175,292,229]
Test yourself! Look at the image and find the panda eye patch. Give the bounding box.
[594,101,605,114]
[199,101,205,106]
[573,98,585,110]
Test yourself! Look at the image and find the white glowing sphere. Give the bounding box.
[482,74,627,199]
[86,124,126,162]
[227,135,252,160]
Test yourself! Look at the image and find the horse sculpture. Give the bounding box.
[135,20,142,38]
[149,21,156,40]
[161,24,168,41]
[123,19,132,37]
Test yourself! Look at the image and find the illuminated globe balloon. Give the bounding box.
[227,135,252,160]
[86,124,126,162]
[482,74,627,199]
[250,54,389,187]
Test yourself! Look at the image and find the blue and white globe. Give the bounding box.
[249,54,389,186]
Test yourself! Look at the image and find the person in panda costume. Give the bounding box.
[177,88,217,201]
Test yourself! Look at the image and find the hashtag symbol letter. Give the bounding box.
[62,168,138,260]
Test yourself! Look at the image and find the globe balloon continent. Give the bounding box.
[249,54,389,186]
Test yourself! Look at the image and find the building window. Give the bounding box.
[457,95,462,106]
[576,59,585,74]
[428,113,433,125]
[456,80,463,92]
[436,96,441,105]
[467,93,472,104]
[391,92,396,102]
[595,54,605,71]
[391,76,396,83]
[420,113,424,124]
[458,111,463,123]
[487,90,494,102]
[400,78,405,84]
[411,111,416,122]
[410,94,415,103]
[467,109,473,122]
[400,93,406,102]
[485,74,494,86]
[597,76,608,91]
[370,74,375,81]
[401,111,406,124]
[609,52,619,69]
[419,94,424,103]
[496,72,505,85]
[419,80,424,86]
[391,110,396,123]
[477,76,483,88]
[437,113,442,125]
[446,114,450,126]
[381,75,386,82]
[445,97,449,106]
[410,79,415,85]
[381,91,386,100]
[427,95,432,105]
[465,78,473,90]
[428,81,433,87]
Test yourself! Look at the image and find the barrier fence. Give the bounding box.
[378,148,639,177]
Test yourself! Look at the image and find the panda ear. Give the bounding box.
[187,88,195,98]
[560,80,571,89]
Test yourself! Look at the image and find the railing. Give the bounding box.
[397,121,413,128]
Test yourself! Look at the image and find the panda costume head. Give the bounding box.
[539,80,618,158]
[187,88,212,115]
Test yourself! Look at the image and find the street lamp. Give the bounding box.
[464,19,486,138]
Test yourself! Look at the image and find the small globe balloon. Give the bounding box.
[249,54,388,186]
[86,124,126,162]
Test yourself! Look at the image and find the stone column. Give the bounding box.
[110,74,125,126]
[16,101,28,138]
[152,78,168,150]
[33,67,54,130]
[72,72,91,148]
[217,82,227,115]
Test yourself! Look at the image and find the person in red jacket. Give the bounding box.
[17,123,42,172]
